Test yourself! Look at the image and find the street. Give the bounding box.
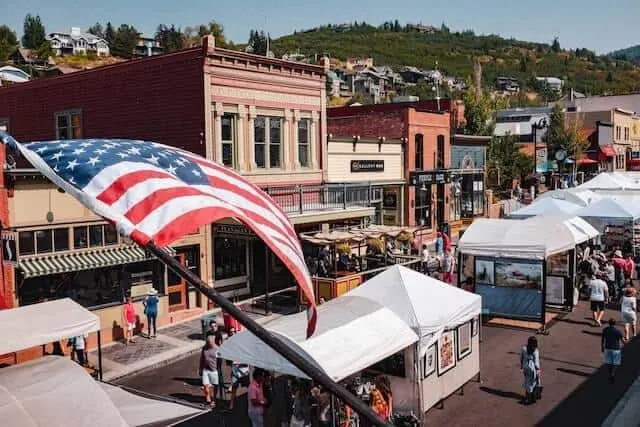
[117,300,640,427]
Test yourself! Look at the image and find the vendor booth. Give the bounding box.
[575,198,640,255]
[0,356,204,427]
[348,265,482,414]
[508,197,581,219]
[458,216,599,321]
[537,188,601,207]
[578,173,640,191]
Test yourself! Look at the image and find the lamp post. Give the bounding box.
[532,117,549,178]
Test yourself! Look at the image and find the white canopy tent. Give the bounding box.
[575,197,640,220]
[509,197,581,219]
[458,216,599,259]
[0,356,204,427]
[347,265,481,355]
[578,173,640,191]
[217,295,418,381]
[536,188,601,207]
[0,298,100,355]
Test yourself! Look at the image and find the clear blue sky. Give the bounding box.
[2,0,638,54]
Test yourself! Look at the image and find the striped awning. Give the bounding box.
[17,246,176,279]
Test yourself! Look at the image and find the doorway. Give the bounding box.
[167,254,187,312]
[436,183,445,229]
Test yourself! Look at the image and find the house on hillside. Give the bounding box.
[399,66,425,84]
[406,24,438,33]
[536,77,563,93]
[495,77,520,93]
[49,27,109,56]
[134,37,164,57]
[9,48,53,68]
[345,57,374,71]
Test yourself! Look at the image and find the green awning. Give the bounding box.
[18,246,175,279]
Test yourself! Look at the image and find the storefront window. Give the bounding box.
[19,231,35,256]
[74,226,88,249]
[104,224,118,245]
[35,230,52,254]
[414,186,431,227]
[214,237,247,280]
[54,228,69,251]
[89,225,103,247]
[473,174,485,215]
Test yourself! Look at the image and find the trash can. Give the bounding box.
[201,313,217,339]
[223,311,242,333]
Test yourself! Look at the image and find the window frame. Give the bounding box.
[415,134,424,170]
[436,135,446,169]
[268,116,282,169]
[414,185,432,228]
[221,113,236,168]
[253,117,267,168]
[297,118,311,168]
[55,109,83,140]
[253,115,284,170]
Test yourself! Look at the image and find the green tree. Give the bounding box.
[546,103,566,158]
[393,20,401,32]
[104,22,115,45]
[487,133,534,189]
[87,22,104,38]
[155,24,183,52]
[0,25,19,61]
[606,71,613,82]
[35,40,54,60]
[551,37,561,53]
[247,29,269,55]
[22,14,46,50]
[462,89,493,135]
[201,21,231,48]
[111,24,139,59]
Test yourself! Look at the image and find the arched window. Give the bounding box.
[436,135,445,169]
[415,134,424,170]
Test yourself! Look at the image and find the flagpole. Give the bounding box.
[145,242,390,427]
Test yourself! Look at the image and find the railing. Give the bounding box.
[265,183,384,216]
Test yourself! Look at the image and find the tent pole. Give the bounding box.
[145,242,389,427]
[97,330,103,381]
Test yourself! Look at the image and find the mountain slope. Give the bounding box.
[270,25,640,96]
[611,44,640,62]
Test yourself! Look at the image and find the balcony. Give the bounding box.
[264,183,383,217]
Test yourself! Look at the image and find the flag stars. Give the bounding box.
[66,159,79,170]
[87,157,100,166]
[192,169,201,177]
[127,147,142,156]
[50,151,63,161]
[117,152,129,159]
[94,148,107,156]
[35,146,48,154]
[58,142,71,148]
[147,154,159,165]
[72,148,86,156]
[167,164,178,175]
[80,142,93,148]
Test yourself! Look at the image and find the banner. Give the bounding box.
[535,148,548,173]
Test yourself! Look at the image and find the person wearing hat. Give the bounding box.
[143,288,160,338]
[589,271,609,326]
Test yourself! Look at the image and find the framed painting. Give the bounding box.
[437,330,456,376]
[422,344,437,379]
[457,322,472,361]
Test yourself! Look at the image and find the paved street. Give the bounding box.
[117,300,640,427]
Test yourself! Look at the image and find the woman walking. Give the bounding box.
[122,295,136,344]
[370,375,393,422]
[143,288,159,338]
[519,336,541,405]
[248,368,267,427]
[198,335,219,407]
[621,287,637,341]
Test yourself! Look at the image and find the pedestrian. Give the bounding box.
[621,287,637,341]
[317,386,332,427]
[272,376,293,427]
[206,323,225,400]
[71,335,88,366]
[122,295,137,344]
[519,336,541,405]
[370,375,393,422]
[442,249,454,285]
[602,318,626,383]
[143,288,159,338]
[435,232,444,257]
[589,272,608,326]
[421,244,429,274]
[248,368,267,427]
[604,261,616,303]
[228,361,250,410]
[612,250,627,301]
[198,335,219,406]
[290,380,312,427]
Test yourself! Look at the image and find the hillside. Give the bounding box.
[611,44,640,63]
[271,24,640,96]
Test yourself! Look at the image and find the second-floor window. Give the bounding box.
[298,119,310,167]
[221,114,235,168]
[18,227,70,256]
[616,126,622,140]
[73,223,119,249]
[625,127,630,141]
[55,110,82,140]
[415,134,424,170]
[253,116,283,169]
[437,135,445,169]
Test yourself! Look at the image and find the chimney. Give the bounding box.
[202,34,215,55]
[319,56,330,74]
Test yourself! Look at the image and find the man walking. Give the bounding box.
[602,318,626,383]
[589,272,608,326]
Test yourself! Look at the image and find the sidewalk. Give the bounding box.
[602,374,640,427]
[89,307,285,382]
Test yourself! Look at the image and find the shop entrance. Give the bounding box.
[436,183,445,229]
[167,254,187,312]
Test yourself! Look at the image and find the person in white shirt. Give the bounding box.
[421,244,429,274]
[621,286,637,340]
[72,335,88,366]
[589,272,609,326]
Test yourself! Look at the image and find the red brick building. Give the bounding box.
[328,101,453,241]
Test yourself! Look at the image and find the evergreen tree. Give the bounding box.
[247,29,269,55]
[104,22,115,44]
[22,14,46,50]
[0,25,19,61]
[155,24,183,52]
[551,37,561,53]
[111,24,139,59]
[87,22,104,38]
[393,20,400,32]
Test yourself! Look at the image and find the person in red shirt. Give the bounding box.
[122,296,137,344]
[625,256,635,280]
[611,250,627,300]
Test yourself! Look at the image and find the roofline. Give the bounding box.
[453,134,492,142]
[209,46,325,74]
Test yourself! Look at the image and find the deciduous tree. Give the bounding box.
[487,133,534,189]
[0,25,19,61]
[155,24,183,52]
[22,14,46,50]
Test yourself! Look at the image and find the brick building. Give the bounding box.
[327,101,453,241]
[0,37,379,357]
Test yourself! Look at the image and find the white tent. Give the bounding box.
[509,197,581,219]
[0,298,100,355]
[536,188,601,207]
[347,265,481,355]
[0,356,204,427]
[578,173,640,191]
[458,216,599,259]
[217,295,418,381]
[576,197,640,220]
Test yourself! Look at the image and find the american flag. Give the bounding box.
[0,132,317,337]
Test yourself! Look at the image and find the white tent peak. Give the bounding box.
[576,197,640,219]
[537,188,600,207]
[509,197,580,218]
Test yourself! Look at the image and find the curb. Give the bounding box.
[602,374,640,427]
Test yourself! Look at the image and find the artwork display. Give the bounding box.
[437,330,456,376]
[475,259,495,285]
[459,254,474,285]
[422,344,437,379]
[546,276,565,305]
[457,322,472,360]
[546,253,569,276]
[495,260,543,290]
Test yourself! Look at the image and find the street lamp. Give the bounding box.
[532,117,549,177]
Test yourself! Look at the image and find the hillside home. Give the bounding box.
[134,37,164,57]
[536,77,563,93]
[495,77,520,93]
[49,27,110,56]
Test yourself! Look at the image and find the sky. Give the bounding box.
[2,0,638,54]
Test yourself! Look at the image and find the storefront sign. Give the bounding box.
[213,224,255,236]
[1,231,16,265]
[409,170,451,186]
[350,160,385,172]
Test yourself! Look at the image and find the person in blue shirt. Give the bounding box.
[143,288,160,338]
[435,232,444,257]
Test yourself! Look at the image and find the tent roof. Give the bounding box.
[509,197,581,218]
[0,356,203,427]
[347,265,481,341]
[217,295,418,381]
[458,215,599,259]
[578,173,640,191]
[537,188,601,207]
[0,298,100,355]
[575,197,640,219]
